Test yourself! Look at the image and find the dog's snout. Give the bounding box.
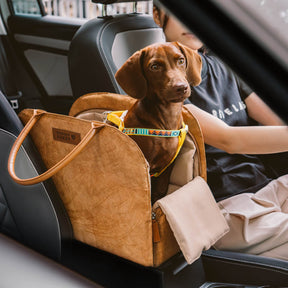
[174,83,189,95]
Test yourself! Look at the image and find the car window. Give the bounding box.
[212,0,288,68]
[9,0,152,19]
[236,0,288,45]
[11,0,42,16]
[42,0,152,19]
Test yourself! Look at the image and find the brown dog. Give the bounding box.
[114,42,202,204]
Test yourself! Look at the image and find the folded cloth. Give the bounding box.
[154,176,229,264]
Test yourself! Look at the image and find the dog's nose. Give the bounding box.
[174,83,189,95]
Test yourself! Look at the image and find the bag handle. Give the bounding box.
[8,110,105,186]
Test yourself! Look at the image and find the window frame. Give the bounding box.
[8,0,46,17]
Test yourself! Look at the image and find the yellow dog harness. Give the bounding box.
[106,110,188,177]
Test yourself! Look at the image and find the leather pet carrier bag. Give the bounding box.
[8,92,228,267]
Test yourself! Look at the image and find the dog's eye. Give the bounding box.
[177,58,185,66]
[150,63,160,71]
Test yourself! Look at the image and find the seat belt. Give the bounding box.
[0,36,22,111]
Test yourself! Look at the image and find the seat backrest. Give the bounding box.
[0,90,72,260]
[68,0,165,99]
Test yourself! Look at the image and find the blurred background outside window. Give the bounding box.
[11,0,152,18]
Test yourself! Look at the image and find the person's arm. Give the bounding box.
[185,103,288,154]
[245,92,286,126]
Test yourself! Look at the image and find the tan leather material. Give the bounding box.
[69,92,136,118]
[10,92,209,267]
[8,110,104,186]
[67,92,209,266]
[16,109,154,267]
[152,207,180,267]
[69,93,207,185]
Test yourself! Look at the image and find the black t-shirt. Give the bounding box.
[186,54,271,201]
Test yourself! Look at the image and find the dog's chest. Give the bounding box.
[129,135,179,174]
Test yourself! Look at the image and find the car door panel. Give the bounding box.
[7,14,86,113]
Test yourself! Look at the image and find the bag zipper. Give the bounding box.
[152,211,161,243]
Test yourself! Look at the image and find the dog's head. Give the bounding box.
[115,42,202,102]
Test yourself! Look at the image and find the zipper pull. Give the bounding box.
[152,212,161,243]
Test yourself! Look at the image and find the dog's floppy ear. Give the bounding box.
[175,42,202,87]
[115,50,147,99]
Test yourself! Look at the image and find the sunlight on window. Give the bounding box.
[237,0,288,47]
[11,0,41,16]
[42,0,152,19]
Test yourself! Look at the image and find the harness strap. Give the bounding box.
[106,110,188,177]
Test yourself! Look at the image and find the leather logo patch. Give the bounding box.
[52,128,81,145]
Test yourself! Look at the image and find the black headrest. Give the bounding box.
[92,0,150,4]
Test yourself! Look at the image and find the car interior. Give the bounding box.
[68,0,165,99]
[1,0,288,287]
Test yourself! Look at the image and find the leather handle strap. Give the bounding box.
[8,110,105,186]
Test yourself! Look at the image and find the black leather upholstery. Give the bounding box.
[0,91,72,260]
[0,89,23,135]
[68,13,164,99]
[202,249,288,286]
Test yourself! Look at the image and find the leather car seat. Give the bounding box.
[0,90,72,260]
[68,0,165,99]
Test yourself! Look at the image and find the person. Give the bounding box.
[153,4,288,260]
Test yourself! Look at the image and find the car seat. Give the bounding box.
[0,90,72,260]
[68,0,165,99]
